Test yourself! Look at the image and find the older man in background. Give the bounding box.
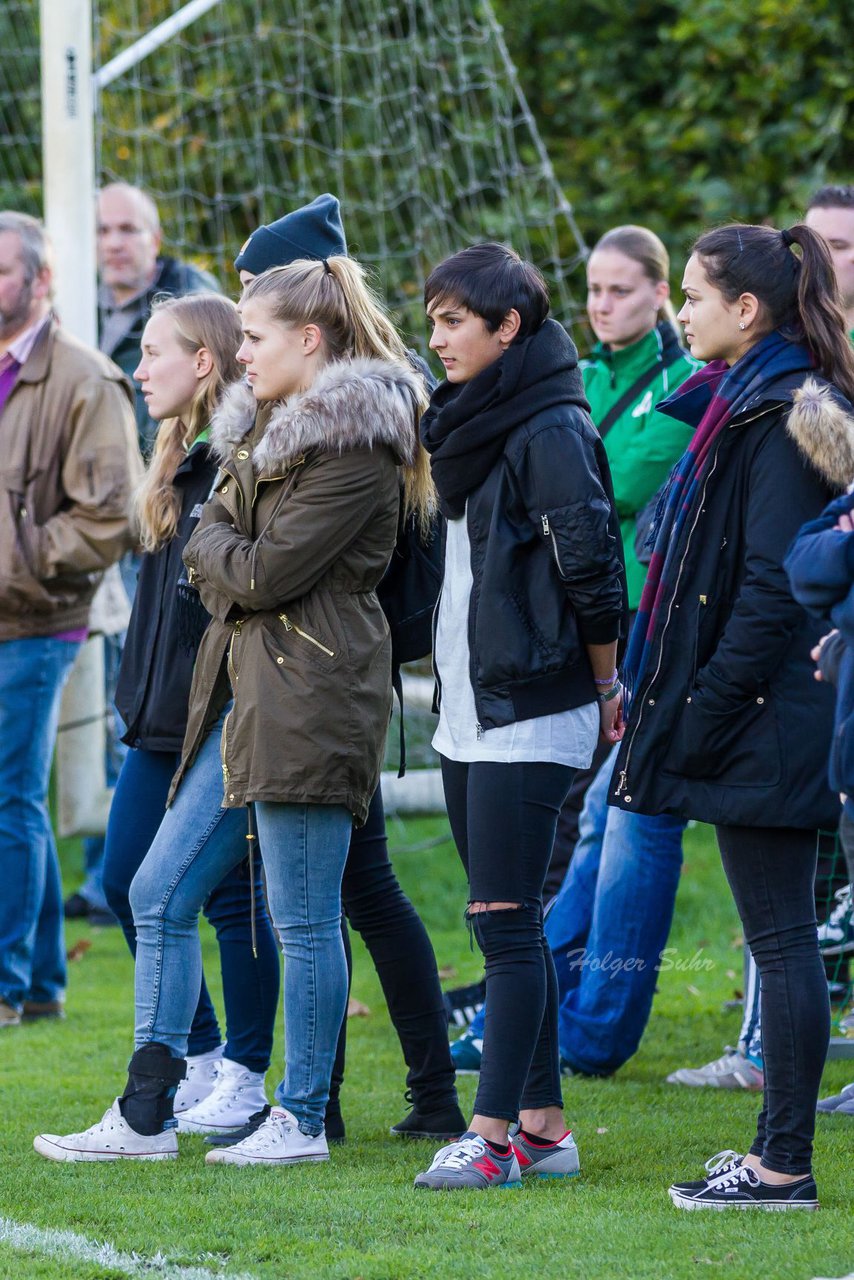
[0,212,141,1028]
[805,184,854,340]
[97,182,219,454]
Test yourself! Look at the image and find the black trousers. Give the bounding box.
[330,787,457,1112]
[441,757,574,1122]
[716,824,830,1175]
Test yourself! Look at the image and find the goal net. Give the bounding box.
[0,0,587,347]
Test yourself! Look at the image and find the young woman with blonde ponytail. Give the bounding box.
[234,208,464,1146]
[36,258,435,1169]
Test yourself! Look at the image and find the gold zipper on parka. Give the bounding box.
[279,613,335,657]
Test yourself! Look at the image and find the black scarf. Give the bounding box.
[420,319,588,518]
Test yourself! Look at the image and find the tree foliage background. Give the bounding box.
[494,0,853,264]
[1,0,852,316]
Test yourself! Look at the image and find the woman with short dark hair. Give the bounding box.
[414,242,627,1191]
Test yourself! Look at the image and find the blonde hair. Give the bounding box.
[242,257,435,533]
[135,294,243,552]
[592,224,678,331]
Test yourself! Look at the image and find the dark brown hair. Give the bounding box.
[424,243,550,340]
[693,222,854,402]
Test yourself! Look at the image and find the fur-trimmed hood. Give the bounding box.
[786,376,854,493]
[209,357,421,473]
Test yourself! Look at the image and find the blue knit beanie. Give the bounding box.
[234,194,347,275]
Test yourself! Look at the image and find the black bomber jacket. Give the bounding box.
[437,405,628,731]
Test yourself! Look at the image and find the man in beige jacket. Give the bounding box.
[0,211,142,1029]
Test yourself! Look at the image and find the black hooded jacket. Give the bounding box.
[425,320,628,730]
[609,373,854,831]
[115,441,217,752]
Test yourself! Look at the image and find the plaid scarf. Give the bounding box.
[623,330,814,697]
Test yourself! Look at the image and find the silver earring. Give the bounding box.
[739,322,745,330]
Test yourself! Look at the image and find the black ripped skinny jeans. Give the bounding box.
[716,824,830,1175]
[441,757,575,1122]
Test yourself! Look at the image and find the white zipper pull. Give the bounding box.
[476,722,484,740]
[541,514,550,536]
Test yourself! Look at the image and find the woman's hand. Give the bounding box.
[810,630,836,681]
[598,683,625,744]
[835,512,854,534]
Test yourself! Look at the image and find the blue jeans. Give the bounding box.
[0,636,81,1009]
[545,746,686,1075]
[258,801,353,1133]
[103,743,279,1071]
[739,945,763,1065]
[129,720,352,1136]
[81,632,127,913]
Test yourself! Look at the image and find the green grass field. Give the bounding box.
[1,817,852,1280]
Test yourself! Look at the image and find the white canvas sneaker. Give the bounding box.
[204,1107,329,1166]
[177,1058,268,1134]
[34,1099,178,1162]
[174,1046,223,1114]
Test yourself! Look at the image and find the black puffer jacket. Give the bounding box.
[429,325,628,728]
[115,441,217,751]
[610,374,854,830]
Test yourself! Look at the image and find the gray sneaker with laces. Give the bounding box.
[414,1132,522,1190]
[666,1048,763,1091]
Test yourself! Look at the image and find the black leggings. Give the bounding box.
[441,757,574,1122]
[330,787,457,1113]
[716,824,830,1175]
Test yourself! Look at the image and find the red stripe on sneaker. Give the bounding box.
[474,1156,502,1180]
[513,1145,533,1167]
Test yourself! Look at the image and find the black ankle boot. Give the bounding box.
[390,1090,467,1140]
[119,1043,187,1137]
[324,1091,346,1144]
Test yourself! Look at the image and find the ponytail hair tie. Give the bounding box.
[781,228,796,247]
[322,258,333,275]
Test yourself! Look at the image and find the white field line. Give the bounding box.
[0,1217,259,1280]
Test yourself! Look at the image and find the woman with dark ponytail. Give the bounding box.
[610,223,854,1210]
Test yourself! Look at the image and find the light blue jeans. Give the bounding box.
[0,636,81,1008]
[129,715,352,1136]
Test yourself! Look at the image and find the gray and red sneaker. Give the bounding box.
[414,1132,522,1191]
[511,1128,580,1179]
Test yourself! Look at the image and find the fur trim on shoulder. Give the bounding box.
[786,377,854,493]
[253,357,420,473]
[209,380,256,463]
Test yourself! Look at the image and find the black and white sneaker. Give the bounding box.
[443,980,486,1029]
[669,1162,819,1211]
[668,1148,744,1195]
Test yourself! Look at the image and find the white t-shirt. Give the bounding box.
[432,513,599,766]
